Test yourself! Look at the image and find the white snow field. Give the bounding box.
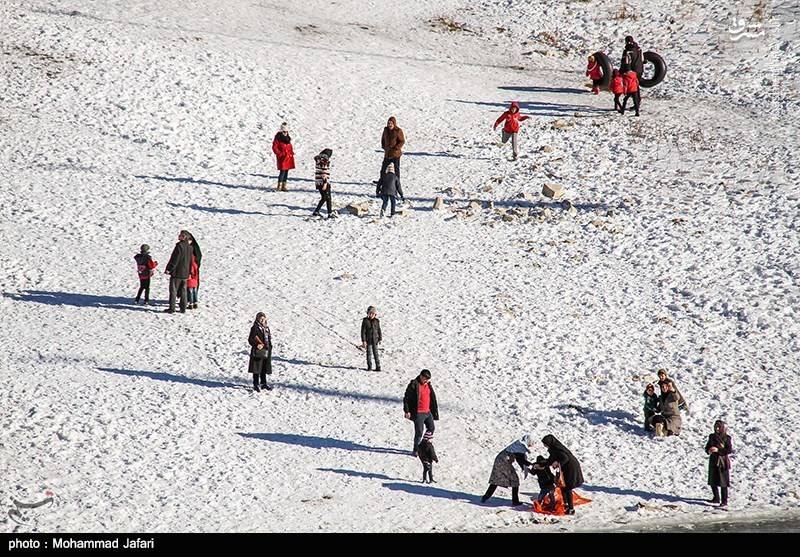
[1,0,798,532]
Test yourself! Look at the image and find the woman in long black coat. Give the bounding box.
[705,420,733,507]
[536,434,584,514]
[248,312,273,392]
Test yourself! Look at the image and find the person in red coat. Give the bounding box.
[621,71,641,116]
[493,101,529,161]
[271,122,295,191]
[586,55,603,94]
[186,252,199,310]
[610,68,625,113]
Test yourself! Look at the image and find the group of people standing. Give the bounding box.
[268,117,406,219]
[133,229,202,313]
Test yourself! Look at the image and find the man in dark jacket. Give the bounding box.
[620,35,644,76]
[403,369,439,456]
[361,306,382,371]
[164,230,192,313]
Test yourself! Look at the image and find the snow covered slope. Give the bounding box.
[1,0,798,532]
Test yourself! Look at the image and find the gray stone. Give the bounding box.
[541,145,554,153]
[542,183,564,199]
[344,202,370,216]
[433,196,445,210]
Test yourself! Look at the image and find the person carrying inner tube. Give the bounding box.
[620,35,644,77]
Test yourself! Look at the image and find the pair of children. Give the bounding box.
[610,68,641,116]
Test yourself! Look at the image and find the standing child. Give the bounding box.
[312,148,336,218]
[376,163,403,218]
[621,70,641,116]
[643,383,658,431]
[417,430,439,483]
[360,306,382,371]
[586,55,603,94]
[532,455,557,510]
[133,244,158,304]
[610,68,625,113]
[493,101,529,161]
[186,248,199,310]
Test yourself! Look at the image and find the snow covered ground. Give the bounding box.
[1,0,798,532]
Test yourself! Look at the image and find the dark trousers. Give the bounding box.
[622,91,641,115]
[314,188,332,215]
[644,410,656,431]
[412,412,434,451]
[562,487,574,510]
[136,278,151,302]
[380,157,400,180]
[380,195,396,216]
[278,169,289,182]
[614,93,623,112]
[422,462,435,483]
[251,347,272,387]
[711,486,729,504]
[366,343,380,370]
[482,484,520,505]
[168,276,187,312]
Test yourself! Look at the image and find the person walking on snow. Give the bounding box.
[610,68,625,113]
[621,70,641,117]
[620,35,644,76]
[534,435,584,515]
[493,101,529,161]
[586,55,603,94]
[272,122,295,191]
[312,148,337,219]
[133,244,158,305]
[379,117,405,202]
[403,369,439,456]
[164,230,192,313]
[481,433,535,507]
[361,306,382,371]
[376,162,403,218]
[417,430,439,484]
[705,419,733,508]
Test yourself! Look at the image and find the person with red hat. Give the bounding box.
[493,101,529,161]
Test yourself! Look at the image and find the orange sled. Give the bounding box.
[532,478,591,515]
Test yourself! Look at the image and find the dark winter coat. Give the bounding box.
[621,42,644,75]
[381,117,405,159]
[403,378,439,420]
[361,317,382,345]
[643,391,659,415]
[656,392,682,435]
[376,172,401,198]
[706,424,733,487]
[189,234,202,267]
[134,253,158,280]
[542,435,584,489]
[247,321,272,374]
[314,153,331,190]
[272,132,296,171]
[165,239,192,279]
[417,440,438,464]
[533,465,556,491]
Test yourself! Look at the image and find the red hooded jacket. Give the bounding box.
[494,102,529,133]
[586,61,603,80]
[272,132,295,171]
[187,254,199,289]
[610,74,625,94]
[623,71,639,93]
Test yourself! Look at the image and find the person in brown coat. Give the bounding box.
[379,116,405,201]
[248,312,273,392]
[705,420,733,508]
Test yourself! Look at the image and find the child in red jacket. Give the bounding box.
[586,55,603,94]
[134,244,158,304]
[610,69,625,113]
[493,101,529,161]
[621,70,641,116]
[186,252,199,310]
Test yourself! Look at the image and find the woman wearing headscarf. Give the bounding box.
[480,433,535,506]
[248,312,273,392]
[535,434,584,515]
[705,420,733,508]
[272,122,295,191]
[653,381,682,437]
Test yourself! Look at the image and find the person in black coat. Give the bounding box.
[376,163,404,217]
[403,369,439,455]
[534,434,584,514]
[164,230,192,313]
[417,430,439,483]
[248,312,273,392]
[533,455,557,510]
[360,306,382,371]
[620,35,644,76]
[705,420,733,507]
